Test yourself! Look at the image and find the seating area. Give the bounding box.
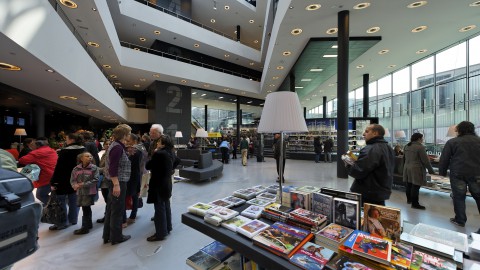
[178,150,223,181]
[393,156,405,187]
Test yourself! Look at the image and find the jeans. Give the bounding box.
[153,196,172,238]
[315,153,321,163]
[103,181,127,242]
[36,184,51,206]
[450,172,480,224]
[220,147,229,164]
[324,152,332,162]
[56,193,79,226]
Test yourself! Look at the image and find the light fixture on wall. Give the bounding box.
[213,0,217,10]
[175,131,183,145]
[258,92,308,204]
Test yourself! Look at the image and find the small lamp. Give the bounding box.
[175,131,183,145]
[258,92,308,205]
[446,125,457,138]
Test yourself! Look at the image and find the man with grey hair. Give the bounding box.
[149,124,164,157]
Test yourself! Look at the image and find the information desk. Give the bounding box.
[181,205,303,270]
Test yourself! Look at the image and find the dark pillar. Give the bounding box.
[337,10,350,179]
[236,25,241,41]
[290,73,295,92]
[323,96,327,118]
[303,107,307,119]
[363,74,369,118]
[236,98,240,142]
[204,105,208,131]
[239,109,243,130]
[34,105,45,137]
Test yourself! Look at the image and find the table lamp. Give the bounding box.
[257,92,308,204]
[175,131,183,145]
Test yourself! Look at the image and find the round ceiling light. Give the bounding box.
[154,30,161,35]
[407,1,427,8]
[139,37,146,42]
[269,84,275,87]
[272,76,279,80]
[102,64,111,69]
[194,44,200,48]
[306,4,321,10]
[459,25,476,32]
[224,88,229,91]
[353,2,370,9]
[224,54,230,58]
[249,19,254,23]
[87,41,100,47]
[210,19,216,23]
[378,49,390,55]
[388,64,397,68]
[181,79,187,83]
[283,51,291,56]
[291,28,303,35]
[88,108,100,112]
[153,74,160,78]
[133,84,140,88]
[110,74,117,78]
[366,26,380,33]
[249,62,255,66]
[224,5,230,10]
[59,95,78,100]
[470,1,480,6]
[253,40,259,44]
[411,25,428,33]
[0,62,21,71]
[204,84,210,87]
[133,48,140,51]
[59,0,78,9]
[276,66,284,70]
[139,78,146,82]
[326,28,338,35]
[356,65,365,69]
[416,49,428,54]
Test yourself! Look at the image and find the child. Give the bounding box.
[70,152,99,235]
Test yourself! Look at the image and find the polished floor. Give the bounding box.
[13,157,480,269]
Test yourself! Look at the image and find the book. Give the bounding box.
[200,241,235,262]
[223,196,246,206]
[236,219,269,238]
[246,198,272,207]
[291,190,311,210]
[311,192,333,223]
[209,199,235,209]
[186,250,221,270]
[289,242,335,270]
[409,223,468,253]
[206,206,239,221]
[188,202,217,217]
[315,223,354,248]
[212,253,242,270]
[320,187,362,201]
[266,184,280,194]
[333,197,360,230]
[204,213,223,226]
[252,221,313,258]
[390,242,414,269]
[352,232,391,265]
[289,208,327,227]
[221,215,252,232]
[233,189,256,200]
[296,185,320,193]
[363,203,401,242]
[263,202,292,215]
[279,185,297,207]
[256,192,277,202]
[241,205,264,219]
[342,229,366,250]
[325,253,374,270]
[250,185,267,194]
[410,250,456,270]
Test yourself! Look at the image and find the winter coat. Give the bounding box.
[323,139,334,152]
[84,141,100,166]
[0,149,17,172]
[314,138,323,154]
[439,134,480,177]
[403,142,434,186]
[70,163,99,196]
[19,146,58,188]
[50,144,86,195]
[348,137,395,202]
[273,139,287,159]
[126,147,142,196]
[146,148,174,203]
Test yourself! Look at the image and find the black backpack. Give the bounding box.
[0,168,42,269]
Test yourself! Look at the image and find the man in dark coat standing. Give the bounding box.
[346,124,395,206]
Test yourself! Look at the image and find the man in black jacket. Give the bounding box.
[439,121,480,228]
[346,124,395,206]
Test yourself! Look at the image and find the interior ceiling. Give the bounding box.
[1,0,479,121]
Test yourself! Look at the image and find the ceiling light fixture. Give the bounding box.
[470,1,480,6]
[249,62,255,66]
[328,83,336,87]
[310,68,323,72]
[204,84,210,87]
[407,1,427,8]
[140,78,146,82]
[201,93,207,97]
[224,88,229,91]
[211,19,216,23]
[459,25,476,32]
[46,69,55,73]
[88,109,100,112]
[154,30,161,35]
[134,84,140,87]
[110,74,117,78]
[59,0,78,9]
[267,90,272,93]
[153,74,160,78]
[331,45,338,49]
[133,48,140,51]
[306,4,321,10]
[181,79,187,83]
[194,44,200,47]
[253,40,259,43]
[219,97,224,99]
[301,79,312,82]
[269,84,275,87]
[416,49,428,54]
[411,25,428,32]
[291,28,303,35]
[388,64,397,68]
[356,65,365,69]
[323,54,337,58]
[276,66,284,70]
[87,41,100,47]
[249,19,254,23]
[224,5,230,10]
[139,37,146,41]
[353,2,371,9]
[273,76,279,80]
[366,26,380,33]
[192,92,197,95]
[378,49,390,54]
[114,82,121,85]
[283,51,291,56]
[224,54,230,58]
[102,64,111,69]
[295,86,304,89]
[59,95,78,100]
[247,101,253,104]
[213,0,217,10]
[326,28,338,35]
[0,62,21,71]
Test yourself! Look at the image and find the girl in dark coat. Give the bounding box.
[145,135,179,241]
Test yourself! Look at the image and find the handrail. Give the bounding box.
[120,41,260,81]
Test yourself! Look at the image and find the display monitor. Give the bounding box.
[17,117,25,126]
[4,116,14,125]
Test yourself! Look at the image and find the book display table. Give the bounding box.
[181,204,303,270]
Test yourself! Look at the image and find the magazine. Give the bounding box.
[333,197,360,230]
[246,197,272,207]
[186,250,221,270]
[391,242,413,269]
[241,205,264,219]
[188,202,216,217]
[311,192,333,223]
[256,192,277,202]
[289,208,327,226]
[221,215,252,232]
[316,223,354,246]
[232,189,256,200]
[222,196,246,206]
[289,242,335,270]
[325,253,373,270]
[206,206,239,221]
[291,190,311,210]
[411,250,456,270]
[209,199,235,209]
[363,203,401,242]
[236,219,269,238]
[200,241,235,262]
[352,232,391,265]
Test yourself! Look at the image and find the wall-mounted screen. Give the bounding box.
[17,117,25,126]
[4,116,14,125]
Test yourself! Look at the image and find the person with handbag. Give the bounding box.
[70,152,99,235]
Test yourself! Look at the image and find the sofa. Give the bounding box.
[176,149,202,167]
[393,156,405,187]
[179,152,223,181]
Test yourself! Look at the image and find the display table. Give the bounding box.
[181,206,302,270]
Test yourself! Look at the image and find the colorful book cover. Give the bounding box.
[186,250,221,270]
[221,215,252,232]
[241,205,264,219]
[316,223,354,244]
[413,250,457,270]
[209,199,235,208]
[311,192,333,223]
[223,196,246,206]
[247,197,272,207]
[206,206,239,220]
[237,220,269,238]
[296,185,320,193]
[325,254,373,270]
[256,192,277,201]
[188,202,216,216]
[264,202,292,215]
[363,203,401,242]
[290,208,327,226]
[390,242,413,269]
[212,253,242,270]
[201,241,235,262]
[343,230,366,249]
[333,197,359,230]
[291,191,309,210]
[352,233,391,264]
[410,252,423,270]
[289,242,335,270]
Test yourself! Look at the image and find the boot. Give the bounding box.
[74,227,90,235]
[83,216,93,230]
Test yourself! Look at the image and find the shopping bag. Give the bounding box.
[140,172,150,198]
[20,164,41,181]
[40,192,66,224]
[125,195,133,210]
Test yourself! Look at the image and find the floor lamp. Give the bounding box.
[195,128,208,149]
[175,131,183,145]
[14,128,27,150]
[257,92,308,205]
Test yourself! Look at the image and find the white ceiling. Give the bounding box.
[1,0,479,121]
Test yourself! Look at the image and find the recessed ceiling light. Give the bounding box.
[110,74,117,78]
[192,92,197,95]
[388,64,397,68]
[133,48,140,51]
[323,55,337,58]
[233,99,237,101]
[249,19,254,23]
[356,65,365,69]
[204,84,210,87]
[272,76,279,79]
[201,94,207,97]
[211,19,216,23]
[282,51,291,56]
[59,95,78,100]
[291,28,303,35]
[153,74,160,78]
[46,69,55,73]
[224,5,230,10]
[102,64,111,69]
[224,88,229,91]
[306,4,321,10]
[326,28,338,35]
[87,42,100,47]
[247,101,253,104]
[459,25,476,32]
[407,1,427,8]
[328,83,336,87]
[140,78,146,82]
[242,92,246,94]
[234,30,237,34]
[0,62,21,71]
[181,79,187,83]
[416,49,428,54]
[411,25,428,33]
[114,82,121,85]
[194,44,200,48]
[295,86,304,89]
[249,62,255,66]
[92,7,97,11]
[378,49,390,54]
[269,84,275,87]
[154,30,161,35]
[470,1,480,6]
[253,40,259,43]
[366,26,380,33]
[139,37,146,42]
[219,97,224,99]
[276,66,284,70]
[59,0,78,9]
[353,2,370,9]
[331,45,338,49]
[224,54,230,58]
[134,84,140,87]
[88,108,100,112]
[301,79,312,82]
[310,68,323,72]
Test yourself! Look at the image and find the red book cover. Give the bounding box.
[352,232,391,264]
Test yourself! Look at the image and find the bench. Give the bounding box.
[179,152,223,181]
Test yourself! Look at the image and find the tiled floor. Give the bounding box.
[12,158,480,269]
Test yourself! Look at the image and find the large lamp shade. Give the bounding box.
[175,131,183,138]
[394,130,406,139]
[195,128,208,138]
[258,92,308,133]
[14,128,27,136]
[446,125,457,137]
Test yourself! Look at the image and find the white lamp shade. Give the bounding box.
[175,131,183,138]
[14,128,27,136]
[384,128,390,137]
[195,128,208,138]
[258,92,308,133]
[394,130,406,138]
[446,125,457,137]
